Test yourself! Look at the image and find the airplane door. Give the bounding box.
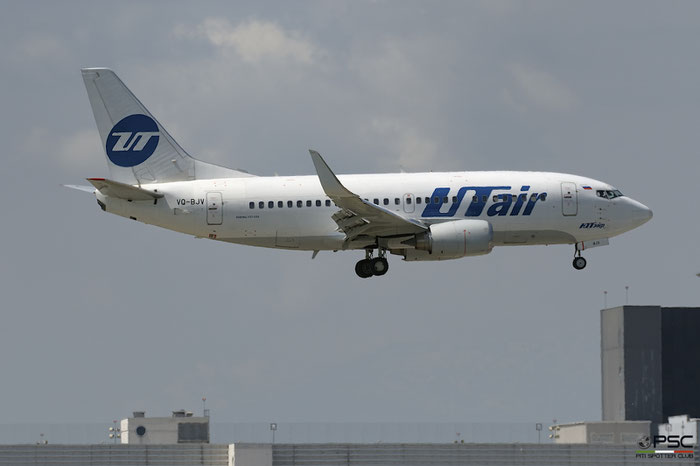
[403,194,415,213]
[561,182,578,216]
[206,192,223,225]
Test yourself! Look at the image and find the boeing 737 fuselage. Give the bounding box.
[69,68,652,278]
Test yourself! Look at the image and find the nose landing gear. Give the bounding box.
[355,249,389,278]
[573,252,587,270]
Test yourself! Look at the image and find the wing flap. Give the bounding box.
[86,177,164,201]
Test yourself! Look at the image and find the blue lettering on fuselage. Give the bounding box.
[421,186,546,218]
[420,187,469,217]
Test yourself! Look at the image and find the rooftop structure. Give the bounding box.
[120,410,209,445]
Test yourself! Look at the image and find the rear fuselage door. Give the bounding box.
[561,182,578,216]
[206,192,223,225]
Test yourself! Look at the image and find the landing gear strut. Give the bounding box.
[572,250,587,270]
[355,249,389,278]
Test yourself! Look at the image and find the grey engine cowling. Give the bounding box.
[402,219,493,261]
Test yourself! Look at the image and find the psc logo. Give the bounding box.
[638,435,651,449]
[639,434,694,449]
[106,114,159,167]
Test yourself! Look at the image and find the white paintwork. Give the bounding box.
[96,172,651,251]
[76,68,653,272]
[120,414,209,445]
[552,421,651,445]
[230,444,272,466]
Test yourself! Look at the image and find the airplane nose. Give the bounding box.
[628,199,653,225]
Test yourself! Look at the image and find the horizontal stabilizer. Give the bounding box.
[87,178,164,201]
[63,184,96,194]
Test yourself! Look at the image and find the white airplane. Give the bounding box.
[68,68,652,278]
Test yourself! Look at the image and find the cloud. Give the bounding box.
[370,117,439,170]
[58,129,102,167]
[348,38,448,106]
[507,63,577,112]
[16,35,69,61]
[24,127,102,171]
[178,18,320,65]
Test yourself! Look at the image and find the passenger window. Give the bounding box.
[452,196,457,203]
[482,195,488,202]
[416,197,422,204]
[306,200,312,207]
[259,201,264,209]
[316,200,321,207]
[249,201,255,209]
[406,197,412,204]
[519,194,527,201]
[425,197,430,204]
[374,198,379,205]
[473,195,478,202]
[287,200,293,208]
[383,198,389,205]
[278,201,283,208]
[434,197,440,204]
[492,195,498,202]
[539,193,547,201]
[268,201,274,208]
[394,198,400,205]
[325,200,331,207]
[530,194,537,200]
[442,197,448,203]
[297,200,302,208]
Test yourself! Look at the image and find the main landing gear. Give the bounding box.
[355,249,389,278]
[572,250,587,270]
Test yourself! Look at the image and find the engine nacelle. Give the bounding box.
[402,219,493,261]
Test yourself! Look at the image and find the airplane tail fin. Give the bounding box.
[81,68,254,185]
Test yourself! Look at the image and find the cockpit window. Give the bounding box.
[596,189,624,199]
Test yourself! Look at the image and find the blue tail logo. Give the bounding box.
[106,114,160,167]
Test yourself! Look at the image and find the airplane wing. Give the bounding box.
[309,150,427,241]
[86,178,164,201]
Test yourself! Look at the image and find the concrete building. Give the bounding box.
[549,421,650,445]
[656,415,699,447]
[601,306,700,423]
[120,410,209,445]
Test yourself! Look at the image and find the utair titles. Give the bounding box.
[421,185,545,217]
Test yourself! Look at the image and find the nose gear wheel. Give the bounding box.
[572,249,587,270]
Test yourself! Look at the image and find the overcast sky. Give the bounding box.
[0,1,698,429]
